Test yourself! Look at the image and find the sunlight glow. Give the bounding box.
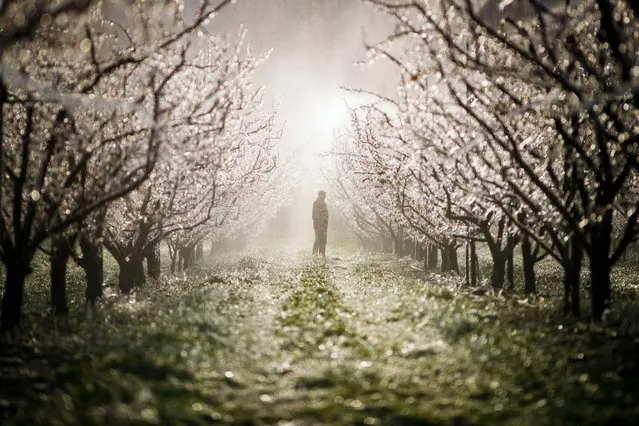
[280,89,349,158]
[312,95,348,140]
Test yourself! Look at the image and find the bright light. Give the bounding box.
[313,95,348,137]
[298,92,349,155]
[277,85,350,159]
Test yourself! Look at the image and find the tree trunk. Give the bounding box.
[425,245,430,268]
[465,240,470,286]
[50,238,72,315]
[506,235,515,290]
[491,253,506,290]
[562,235,583,316]
[589,245,611,321]
[190,245,196,266]
[1,259,31,330]
[80,236,103,307]
[563,264,572,315]
[470,240,478,287]
[182,247,190,270]
[570,237,583,317]
[589,208,613,320]
[448,244,459,273]
[521,235,536,294]
[427,244,438,269]
[117,256,145,294]
[441,243,459,273]
[170,252,178,274]
[563,255,582,317]
[180,244,196,270]
[440,245,450,272]
[177,249,184,272]
[144,243,161,279]
[196,242,204,262]
[424,245,428,269]
[167,241,178,274]
[394,237,401,257]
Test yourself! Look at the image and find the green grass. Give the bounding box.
[1,246,639,425]
[277,260,363,354]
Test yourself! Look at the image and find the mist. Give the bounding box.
[1,1,638,424]
[212,0,398,246]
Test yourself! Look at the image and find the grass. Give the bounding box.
[277,260,363,354]
[1,243,639,424]
[336,256,639,425]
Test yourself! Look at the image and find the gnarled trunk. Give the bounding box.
[563,235,583,316]
[195,242,204,262]
[521,235,536,294]
[167,240,178,274]
[589,209,613,320]
[179,244,196,271]
[570,238,583,317]
[170,253,178,274]
[506,235,515,290]
[441,243,458,273]
[465,240,470,286]
[427,244,438,269]
[117,256,145,294]
[80,236,103,307]
[448,244,459,273]
[590,254,610,321]
[393,234,402,257]
[50,238,72,315]
[491,253,506,290]
[440,245,449,272]
[1,258,31,330]
[470,240,478,287]
[144,243,161,279]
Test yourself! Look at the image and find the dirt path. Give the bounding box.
[3,251,639,425]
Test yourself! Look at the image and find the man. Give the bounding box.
[312,190,328,256]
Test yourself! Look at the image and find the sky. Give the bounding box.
[215,0,397,152]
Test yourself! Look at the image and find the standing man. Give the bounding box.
[312,190,328,256]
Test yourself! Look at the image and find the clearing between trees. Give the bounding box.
[1,247,639,425]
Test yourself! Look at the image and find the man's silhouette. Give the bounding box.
[312,190,328,256]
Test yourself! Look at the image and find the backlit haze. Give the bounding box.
[214,0,398,244]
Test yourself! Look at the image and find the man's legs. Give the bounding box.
[313,229,319,255]
[319,229,327,256]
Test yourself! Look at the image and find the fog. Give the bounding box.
[2,1,638,420]
[213,0,399,244]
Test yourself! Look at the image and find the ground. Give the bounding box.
[1,244,639,425]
